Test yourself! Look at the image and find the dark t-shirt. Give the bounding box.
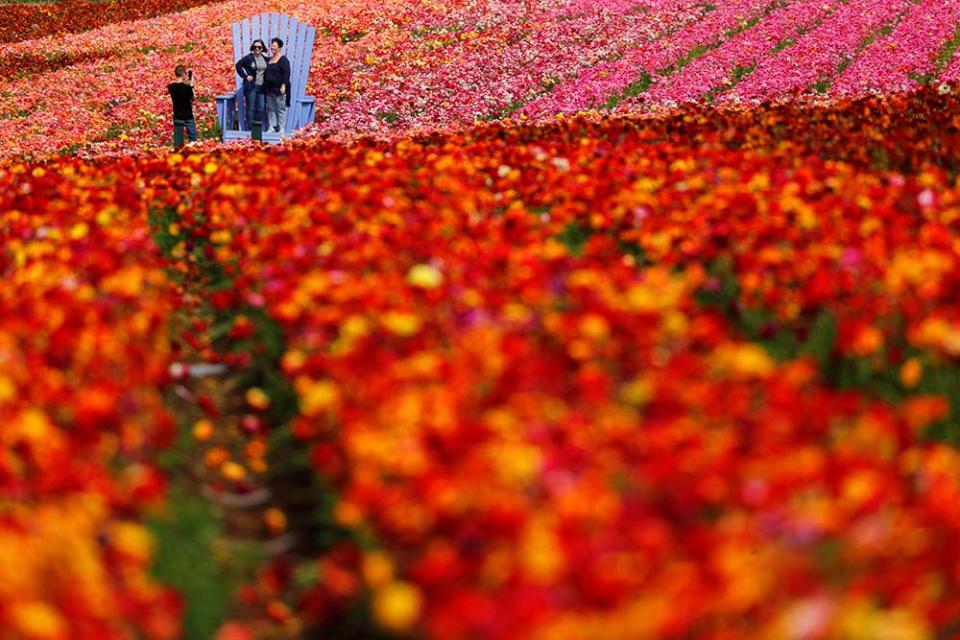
[167,82,194,121]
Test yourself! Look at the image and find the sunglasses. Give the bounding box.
[252,45,263,50]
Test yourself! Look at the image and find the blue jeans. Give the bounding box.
[173,119,197,141]
[244,86,265,129]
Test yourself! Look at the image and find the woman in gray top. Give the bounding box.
[235,39,268,130]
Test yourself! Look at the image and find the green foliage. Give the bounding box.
[662,43,711,76]
[149,416,263,640]
[148,488,263,640]
[557,221,593,256]
[617,239,648,267]
[931,23,960,76]
[340,30,366,43]
[731,62,756,83]
[57,141,84,157]
[198,118,221,141]
[603,71,653,109]
[104,122,124,139]
[488,98,526,121]
[771,34,797,53]
[375,110,400,124]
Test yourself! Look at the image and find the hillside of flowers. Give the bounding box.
[4,0,960,160]
[0,0,222,45]
[5,0,960,639]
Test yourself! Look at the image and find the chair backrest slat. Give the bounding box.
[296,24,315,102]
[231,21,243,92]
[280,13,290,51]
[284,20,304,133]
[251,13,263,50]
[292,20,307,98]
[270,13,281,41]
[290,20,303,91]
[239,18,252,93]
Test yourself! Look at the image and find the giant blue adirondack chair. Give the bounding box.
[215,13,317,143]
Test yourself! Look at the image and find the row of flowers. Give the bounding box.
[635,0,849,107]
[137,87,960,638]
[715,0,918,104]
[0,159,183,638]
[833,0,960,94]
[6,0,960,160]
[0,0,222,45]
[520,0,775,116]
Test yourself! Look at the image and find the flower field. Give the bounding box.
[5,0,960,160]
[5,0,960,639]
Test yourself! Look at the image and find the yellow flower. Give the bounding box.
[295,377,341,417]
[0,375,16,404]
[10,601,66,639]
[837,600,931,640]
[245,387,271,410]
[491,442,543,487]
[373,582,422,632]
[620,377,652,406]
[15,409,55,443]
[521,517,565,582]
[381,311,422,336]
[69,222,89,240]
[711,343,776,378]
[101,266,145,297]
[109,522,153,564]
[579,313,609,340]
[899,358,923,388]
[407,263,444,289]
[221,461,247,482]
[281,348,307,373]
[192,419,214,442]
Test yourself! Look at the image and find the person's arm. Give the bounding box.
[235,54,250,80]
[281,57,291,100]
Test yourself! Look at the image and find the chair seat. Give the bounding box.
[223,129,289,145]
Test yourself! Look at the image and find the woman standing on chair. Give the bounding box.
[263,37,291,134]
[235,38,268,130]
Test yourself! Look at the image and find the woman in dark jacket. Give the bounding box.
[263,37,291,134]
[235,38,268,130]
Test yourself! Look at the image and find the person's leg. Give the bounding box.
[243,87,255,130]
[186,119,197,141]
[277,100,287,133]
[253,87,265,124]
[265,94,278,131]
[172,119,185,146]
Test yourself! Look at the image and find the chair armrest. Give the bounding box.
[215,94,238,135]
[295,95,316,129]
